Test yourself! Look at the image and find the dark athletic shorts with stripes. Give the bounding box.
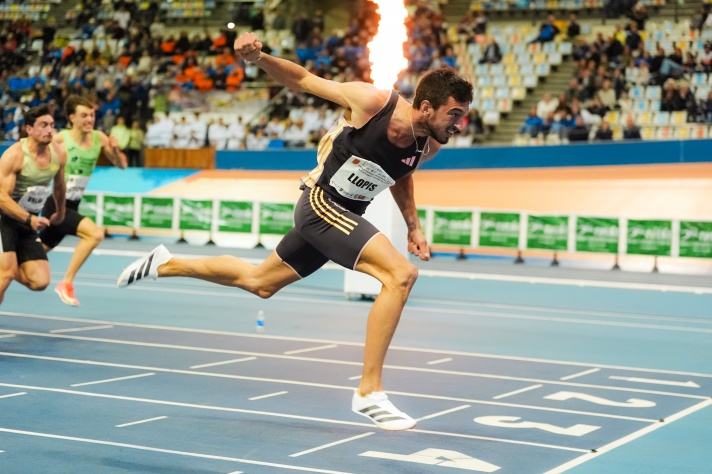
[0,212,48,264]
[39,199,85,249]
[275,185,380,278]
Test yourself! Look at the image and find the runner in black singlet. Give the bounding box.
[117,31,473,431]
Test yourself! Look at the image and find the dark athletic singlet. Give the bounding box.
[301,90,426,216]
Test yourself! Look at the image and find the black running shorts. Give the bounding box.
[0,213,48,264]
[39,199,86,249]
[276,185,380,278]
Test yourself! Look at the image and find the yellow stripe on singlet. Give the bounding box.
[308,187,358,235]
[301,117,348,187]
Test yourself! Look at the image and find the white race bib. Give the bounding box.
[66,175,90,201]
[329,156,395,201]
[18,185,51,213]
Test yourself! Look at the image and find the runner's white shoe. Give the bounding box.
[117,245,172,288]
[351,390,416,430]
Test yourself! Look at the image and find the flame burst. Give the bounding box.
[367,0,409,89]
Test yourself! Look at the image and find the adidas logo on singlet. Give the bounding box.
[401,156,416,167]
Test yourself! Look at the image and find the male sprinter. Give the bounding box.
[40,95,127,306]
[0,105,66,303]
[118,32,472,430]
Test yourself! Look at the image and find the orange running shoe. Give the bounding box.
[55,281,80,306]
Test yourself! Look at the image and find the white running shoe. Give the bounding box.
[351,390,416,431]
[117,245,172,288]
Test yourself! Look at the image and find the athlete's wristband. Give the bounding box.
[25,214,32,226]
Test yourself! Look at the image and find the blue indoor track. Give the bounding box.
[1,238,711,474]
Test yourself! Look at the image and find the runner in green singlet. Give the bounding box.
[40,95,127,306]
[0,105,67,304]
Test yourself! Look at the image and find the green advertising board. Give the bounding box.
[432,210,472,246]
[78,194,98,223]
[626,219,672,256]
[527,215,569,251]
[417,208,427,237]
[218,201,253,233]
[179,199,213,231]
[576,217,619,254]
[259,203,294,235]
[479,212,520,248]
[102,195,135,227]
[679,221,712,259]
[140,197,174,229]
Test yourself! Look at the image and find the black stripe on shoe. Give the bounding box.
[143,253,154,278]
[128,269,136,285]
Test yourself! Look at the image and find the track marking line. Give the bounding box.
[70,372,156,387]
[249,391,288,401]
[609,376,701,388]
[283,344,338,355]
[543,398,712,474]
[290,432,375,458]
[49,325,114,334]
[116,416,168,428]
[0,427,353,473]
[417,404,471,422]
[493,384,543,400]
[347,375,361,380]
[427,357,453,365]
[0,392,26,399]
[3,311,711,379]
[0,382,606,451]
[190,357,257,369]
[0,334,15,339]
[561,368,601,381]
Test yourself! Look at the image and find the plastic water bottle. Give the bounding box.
[256,310,265,333]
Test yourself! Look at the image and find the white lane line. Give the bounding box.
[49,325,114,334]
[0,334,15,339]
[0,427,353,473]
[543,398,712,474]
[190,357,257,369]
[493,384,544,400]
[290,432,375,458]
[0,381,620,451]
[348,375,361,380]
[417,404,471,422]
[609,376,701,388]
[249,391,288,401]
[116,416,168,428]
[2,348,706,405]
[283,344,338,355]
[3,311,711,380]
[561,368,601,381]
[427,357,453,365]
[0,392,27,399]
[70,372,156,387]
[52,246,712,295]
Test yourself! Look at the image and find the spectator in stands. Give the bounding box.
[208,117,228,150]
[566,14,581,40]
[456,11,477,36]
[627,2,648,30]
[283,118,310,148]
[245,128,269,150]
[661,79,682,112]
[466,109,485,142]
[473,11,488,36]
[479,37,502,64]
[597,79,617,110]
[682,52,700,74]
[594,120,613,140]
[145,114,173,148]
[292,12,312,43]
[625,22,642,52]
[623,114,642,139]
[587,96,609,118]
[536,93,559,119]
[678,84,698,119]
[110,116,130,154]
[700,43,712,73]
[126,120,145,167]
[529,15,560,45]
[690,7,708,36]
[567,116,590,142]
[519,107,544,137]
[113,4,131,36]
[226,117,246,150]
[188,113,207,148]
